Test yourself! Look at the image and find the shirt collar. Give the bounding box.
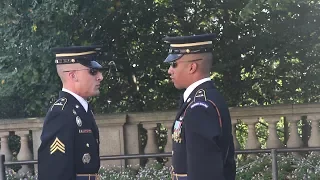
[62,88,88,112]
[183,77,211,102]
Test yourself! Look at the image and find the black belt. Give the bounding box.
[76,174,100,180]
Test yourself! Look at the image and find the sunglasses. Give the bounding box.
[63,68,100,76]
[169,58,203,68]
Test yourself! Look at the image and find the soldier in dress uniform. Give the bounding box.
[38,45,105,180]
[163,34,236,180]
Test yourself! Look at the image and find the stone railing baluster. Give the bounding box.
[231,119,240,150]
[243,118,261,149]
[16,131,32,174]
[287,116,303,149]
[265,117,283,148]
[164,122,173,166]
[143,123,159,166]
[308,114,320,148]
[0,132,13,162]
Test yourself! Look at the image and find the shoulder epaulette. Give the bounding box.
[188,89,209,109]
[50,97,68,111]
[186,89,222,127]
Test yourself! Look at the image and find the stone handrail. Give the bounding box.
[0,103,319,174]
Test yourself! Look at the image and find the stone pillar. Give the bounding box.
[265,117,283,148]
[123,122,140,168]
[98,125,125,168]
[308,115,320,148]
[164,122,173,167]
[95,114,127,169]
[31,129,42,172]
[231,119,240,150]
[0,132,12,162]
[143,123,159,166]
[287,116,303,148]
[287,116,303,156]
[16,131,32,174]
[242,118,261,149]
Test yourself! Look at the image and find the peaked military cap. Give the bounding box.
[51,45,104,69]
[162,33,216,62]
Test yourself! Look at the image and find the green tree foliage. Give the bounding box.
[0,0,319,118]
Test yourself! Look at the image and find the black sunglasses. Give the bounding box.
[170,58,203,68]
[63,68,100,76]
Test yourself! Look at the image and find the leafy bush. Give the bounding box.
[5,153,320,180]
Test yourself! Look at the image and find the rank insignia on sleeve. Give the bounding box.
[50,137,65,154]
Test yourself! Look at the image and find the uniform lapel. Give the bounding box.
[88,104,100,145]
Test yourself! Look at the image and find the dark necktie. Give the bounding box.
[178,93,184,108]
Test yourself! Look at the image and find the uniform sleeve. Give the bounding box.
[38,110,76,180]
[184,103,225,180]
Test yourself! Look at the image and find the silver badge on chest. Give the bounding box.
[76,116,82,127]
[82,153,91,164]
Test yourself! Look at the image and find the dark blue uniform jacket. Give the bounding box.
[172,81,236,180]
[38,91,100,180]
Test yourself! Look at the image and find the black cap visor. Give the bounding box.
[164,54,184,63]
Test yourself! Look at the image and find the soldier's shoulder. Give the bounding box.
[44,97,79,125]
[50,97,69,112]
[188,89,212,109]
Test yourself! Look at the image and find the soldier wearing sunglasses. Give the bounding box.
[163,34,236,180]
[38,45,105,180]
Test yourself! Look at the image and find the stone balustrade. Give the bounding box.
[0,103,319,174]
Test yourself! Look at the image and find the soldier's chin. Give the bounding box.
[92,90,100,96]
[173,83,184,90]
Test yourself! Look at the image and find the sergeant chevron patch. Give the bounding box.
[50,137,65,154]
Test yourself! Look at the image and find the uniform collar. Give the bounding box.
[62,88,88,112]
[183,77,211,102]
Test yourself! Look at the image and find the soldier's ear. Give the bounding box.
[189,62,197,74]
[70,72,78,82]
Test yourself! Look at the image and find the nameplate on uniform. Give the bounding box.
[79,129,92,134]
